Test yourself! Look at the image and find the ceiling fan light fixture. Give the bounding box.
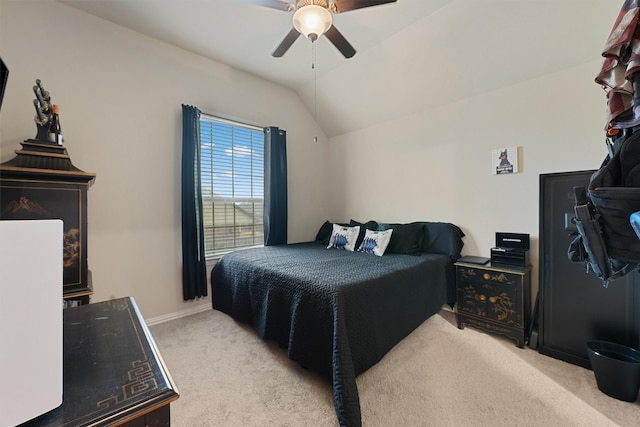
[293,5,332,41]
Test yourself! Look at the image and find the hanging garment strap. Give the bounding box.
[569,186,613,284]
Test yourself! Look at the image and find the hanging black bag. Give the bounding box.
[568,130,640,285]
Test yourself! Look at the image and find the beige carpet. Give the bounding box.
[149,309,640,426]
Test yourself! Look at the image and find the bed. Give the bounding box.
[210,220,464,427]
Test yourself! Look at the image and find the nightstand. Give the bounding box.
[455,261,532,348]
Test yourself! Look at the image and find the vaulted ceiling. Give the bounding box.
[56,0,617,137]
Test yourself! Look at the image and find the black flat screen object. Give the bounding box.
[458,255,490,265]
[0,57,7,112]
[495,232,530,250]
[492,232,530,267]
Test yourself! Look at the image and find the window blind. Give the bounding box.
[199,115,264,257]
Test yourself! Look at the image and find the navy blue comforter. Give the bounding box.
[211,242,456,427]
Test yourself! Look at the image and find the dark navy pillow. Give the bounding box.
[417,222,465,260]
[315,221,332,245]
[377,222,424,256]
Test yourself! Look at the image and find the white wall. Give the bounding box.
[327,59,609,297]
[0,0,330,319]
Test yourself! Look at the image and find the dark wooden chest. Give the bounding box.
[455,262,531,347]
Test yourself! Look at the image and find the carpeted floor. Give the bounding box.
[149,309,640,426]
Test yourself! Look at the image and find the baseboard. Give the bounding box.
[144,302,212,326]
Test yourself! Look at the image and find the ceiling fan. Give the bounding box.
[247,0,398,58]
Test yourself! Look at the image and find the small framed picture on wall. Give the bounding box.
[492,146,519,175]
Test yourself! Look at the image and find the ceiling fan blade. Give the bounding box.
[324,25,356,58]
[272,28,301,57]
[332,0,397,13]
[243,0,294,12]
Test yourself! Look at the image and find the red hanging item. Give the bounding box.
[596,0,640,130]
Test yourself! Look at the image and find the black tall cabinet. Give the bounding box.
[0,140,95,304]
[539,170,640,368]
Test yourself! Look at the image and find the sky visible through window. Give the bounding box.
[200,119,264,200]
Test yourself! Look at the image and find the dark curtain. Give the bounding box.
[264,126,288,246]
[181,104,208,300]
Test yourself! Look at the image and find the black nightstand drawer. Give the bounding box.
[457,266,520,287]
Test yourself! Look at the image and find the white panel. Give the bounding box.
[0,220,63,427]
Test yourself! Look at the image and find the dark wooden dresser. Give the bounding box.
[455,261,532,348]
[20,297,179,427]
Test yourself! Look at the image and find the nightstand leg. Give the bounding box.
[456,314,465,330]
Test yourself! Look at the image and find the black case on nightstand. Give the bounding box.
[491,232,530,267]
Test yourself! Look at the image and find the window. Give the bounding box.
[199,115,264,258]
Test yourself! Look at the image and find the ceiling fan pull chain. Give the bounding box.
[313,40,318,143]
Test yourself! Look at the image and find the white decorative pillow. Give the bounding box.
[327,224,360,252]
[358,228,393,256]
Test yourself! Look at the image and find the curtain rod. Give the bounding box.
[200,112,263,132]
